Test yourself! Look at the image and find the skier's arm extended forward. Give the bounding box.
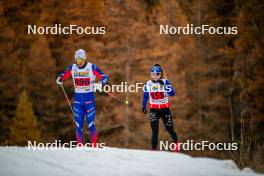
[56,65,73,85]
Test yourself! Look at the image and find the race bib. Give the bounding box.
[150,92,165,100]
[74,77,90,86]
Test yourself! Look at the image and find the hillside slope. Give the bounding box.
[0,147,262,176]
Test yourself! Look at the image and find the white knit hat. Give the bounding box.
[75,49,86,59]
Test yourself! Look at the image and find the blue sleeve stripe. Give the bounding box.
[142,84,149,108]
[165,80,175,96]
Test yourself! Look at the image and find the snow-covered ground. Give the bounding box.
[0,147,263,176]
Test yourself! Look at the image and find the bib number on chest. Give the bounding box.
[150,92,165,100]
[74,78,90,86]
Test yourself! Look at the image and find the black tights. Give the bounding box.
[150,108,178,150]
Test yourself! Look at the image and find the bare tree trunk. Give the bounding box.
[229,90,235,141]
[124,46,130,147]
[240,95,244,164]
[197,0,202,126]
[228,60,235,141]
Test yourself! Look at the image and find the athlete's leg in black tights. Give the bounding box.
[161,108,178,143]
[150,110,159,150]
[149,108,178,150]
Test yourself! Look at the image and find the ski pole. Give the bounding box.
[59,84,74,115]
[95,82,129,105]
[105,92,129,105]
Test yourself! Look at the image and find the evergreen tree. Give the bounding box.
[10,91,41,145]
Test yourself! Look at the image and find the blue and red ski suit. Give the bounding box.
[59,62,108,145]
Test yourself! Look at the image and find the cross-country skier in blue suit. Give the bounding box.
[56,49,108,146]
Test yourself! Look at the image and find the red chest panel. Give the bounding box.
[74,77,90,86]
[150,92,165,100]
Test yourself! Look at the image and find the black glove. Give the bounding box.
[142,107,147,114]
[158,79,164,85]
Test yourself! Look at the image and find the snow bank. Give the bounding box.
[0,147,263,176]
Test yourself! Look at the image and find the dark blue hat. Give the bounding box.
[150,66,161,73]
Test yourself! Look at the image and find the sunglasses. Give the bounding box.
[75,58,85,65]
[151,72,161,76]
